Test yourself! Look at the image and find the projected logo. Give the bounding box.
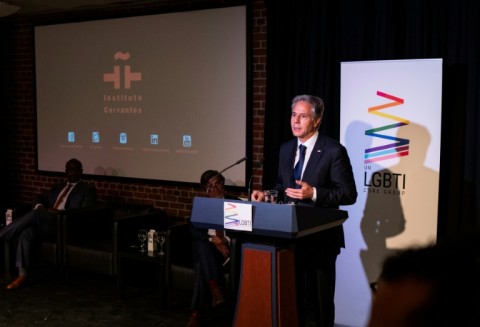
[183,135,192,147]
[103,52,142,89]
[68,131,75,143]
[120,132,128,144]
[364,91,409,164]
[151,134,158,145]
[92,132,100,143]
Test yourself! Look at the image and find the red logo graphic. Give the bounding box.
[103,52,142,89]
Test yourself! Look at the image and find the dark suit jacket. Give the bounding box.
[34,180,97,210]
[275,134,357,260]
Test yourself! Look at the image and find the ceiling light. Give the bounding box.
[0,1,20,17]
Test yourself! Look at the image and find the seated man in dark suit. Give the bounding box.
[0,158,97,290]
[187,170,240,327]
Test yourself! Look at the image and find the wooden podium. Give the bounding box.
[190,197,348,327]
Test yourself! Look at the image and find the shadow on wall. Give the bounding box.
[360,122,438,284]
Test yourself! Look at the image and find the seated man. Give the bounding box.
[367,235,480,327]
[187,170,240,327]
[0,158,96,290]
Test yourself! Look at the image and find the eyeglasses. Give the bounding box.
[206,182,224,193]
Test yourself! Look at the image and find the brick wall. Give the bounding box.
[3,0,266,221]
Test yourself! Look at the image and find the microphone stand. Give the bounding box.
[212,157,247,187]
[212,157,247,197]
[218,157,247,175]
[247,159,264,201]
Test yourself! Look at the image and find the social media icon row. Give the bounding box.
[67,131,192,147]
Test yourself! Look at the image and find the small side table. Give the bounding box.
[116,249,168,308]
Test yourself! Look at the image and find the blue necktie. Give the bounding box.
[293,144,306,188]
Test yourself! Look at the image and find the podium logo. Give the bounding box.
[224,202,240,227]
[364,91,409,164]
[103,52,142,89]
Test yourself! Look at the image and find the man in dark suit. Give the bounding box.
[252,94,357,326]
[0,158,96,290]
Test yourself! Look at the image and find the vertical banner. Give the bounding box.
[336,59,442,326]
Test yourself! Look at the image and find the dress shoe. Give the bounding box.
[186,310,202,327]
[7,275,27,290]
[211,287,225,307]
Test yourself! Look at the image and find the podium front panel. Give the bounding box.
[190,197,348,239]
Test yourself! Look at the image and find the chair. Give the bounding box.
[62,204,115,278]
[2,202,168,287]
[62,203,167,282]
[165,222,195,306]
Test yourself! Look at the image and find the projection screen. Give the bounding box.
[35,5,248,187]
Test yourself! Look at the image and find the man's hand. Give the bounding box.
[284,180,314,200]
[251,190,264,202]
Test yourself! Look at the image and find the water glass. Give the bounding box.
[264,190,278,203]
[137,229,147,252]
[269,190,278,203]
[263,190,271,203]
[157,231,167,256]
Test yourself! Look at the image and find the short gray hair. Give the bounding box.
[291,95,325,121]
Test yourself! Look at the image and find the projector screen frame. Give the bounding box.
[33,2,253,192]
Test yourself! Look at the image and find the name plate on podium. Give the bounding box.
[190,197,348,238]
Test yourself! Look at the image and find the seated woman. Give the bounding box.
[187,170,240,327]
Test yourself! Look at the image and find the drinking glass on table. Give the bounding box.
[137,229,147,252]
[157,231,167,256]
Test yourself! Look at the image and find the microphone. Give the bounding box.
[247,159,264,201]
[218,157,247,175]
[208,157,246,194]
[207,157,247,195]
